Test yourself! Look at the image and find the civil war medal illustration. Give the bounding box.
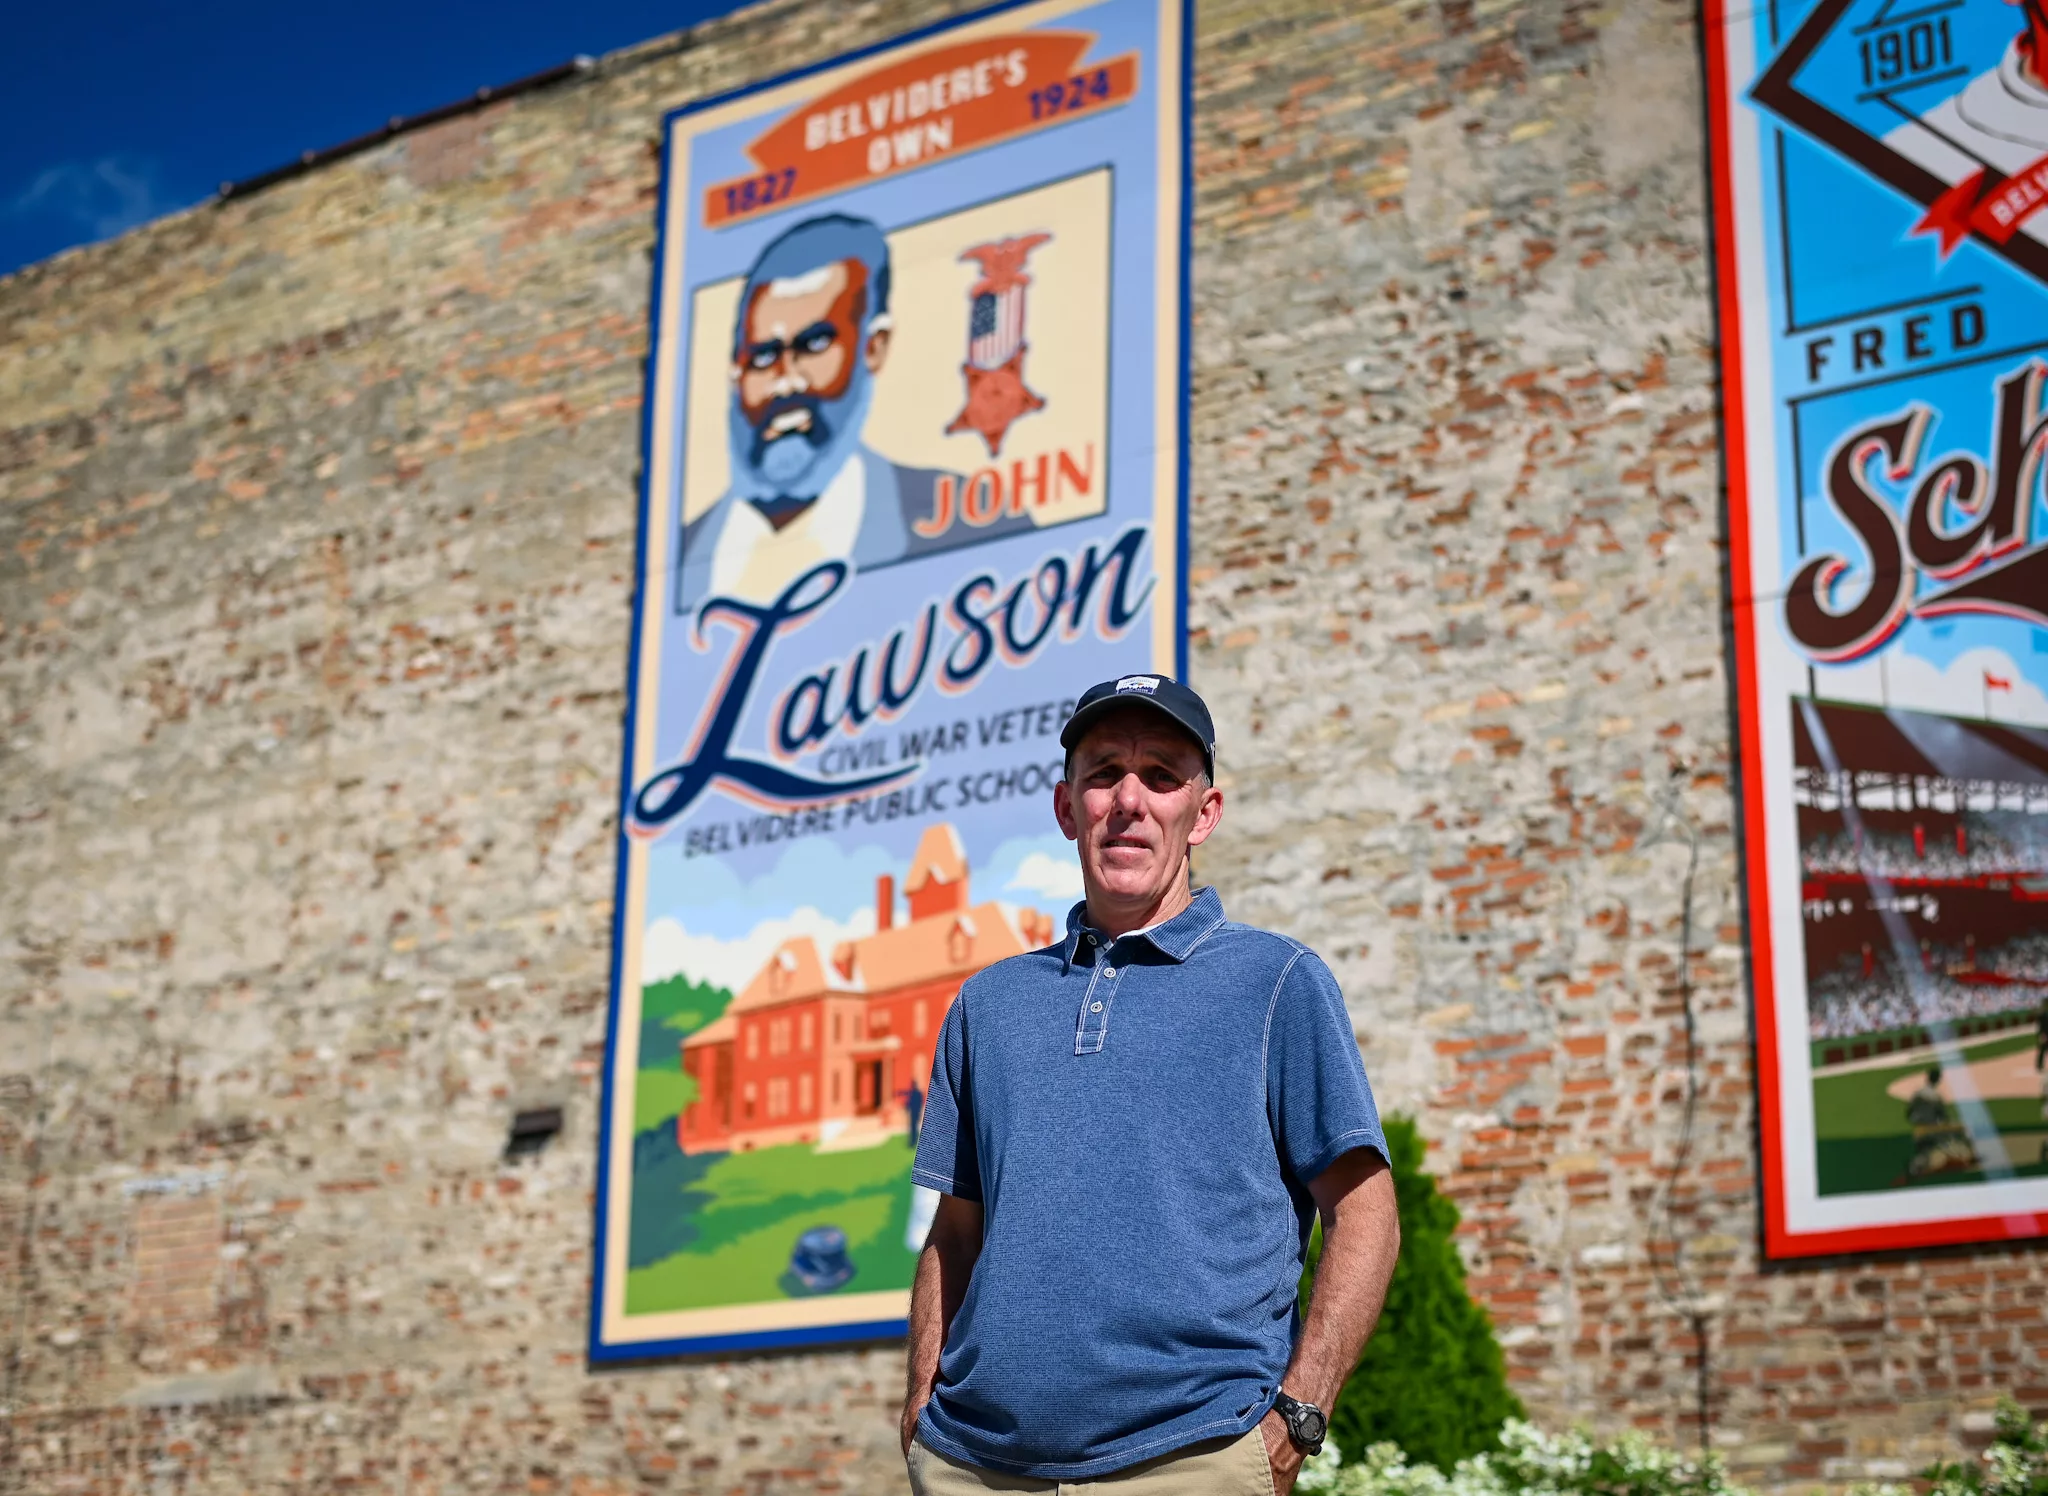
[947,233,1052,455]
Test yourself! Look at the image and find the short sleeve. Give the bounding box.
[1266,951,1387,1186]
[913,993,982,1202]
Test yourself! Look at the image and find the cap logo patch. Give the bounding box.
[1116,675,1160,693]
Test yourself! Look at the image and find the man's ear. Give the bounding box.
[1185,784,1225,849]
[1052,779,1080,842]
[864,324,892,373]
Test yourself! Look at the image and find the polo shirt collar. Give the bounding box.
[1061,886,1226,969]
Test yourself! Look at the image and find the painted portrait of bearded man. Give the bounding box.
[676,212,1028,612]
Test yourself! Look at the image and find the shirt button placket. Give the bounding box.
[1075,940,1114,1054]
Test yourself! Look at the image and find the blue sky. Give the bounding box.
[640,829,1081,991]
[647,830,1080,942]
[1,0,749,277]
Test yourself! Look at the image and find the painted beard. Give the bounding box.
[727,367,875,503]
[750,394,833,484]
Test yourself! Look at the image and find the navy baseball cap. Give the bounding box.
[1060,675,1216,778]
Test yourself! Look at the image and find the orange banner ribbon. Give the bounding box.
[1912,152,2048,258]
[703,32,1139,228]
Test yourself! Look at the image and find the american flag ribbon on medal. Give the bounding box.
[969,285,1028,369]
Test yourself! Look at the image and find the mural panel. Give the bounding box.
[591,0,1191,1356]
[1707,0,2048,1257]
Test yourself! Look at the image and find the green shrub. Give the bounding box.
[1300,1115,1523,1470]
[1296,1420,1751,1496]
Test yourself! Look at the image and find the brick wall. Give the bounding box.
[1,0,2041,1491]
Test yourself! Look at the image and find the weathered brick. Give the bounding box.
[5,0,2044,1492]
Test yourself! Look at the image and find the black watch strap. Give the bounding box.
[1271,1391,1327,1456]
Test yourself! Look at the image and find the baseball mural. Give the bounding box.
[1708,0,2048,1258]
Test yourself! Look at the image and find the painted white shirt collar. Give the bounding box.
[709,450,866,606]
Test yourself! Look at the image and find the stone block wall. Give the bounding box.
[1,0,2040,1490]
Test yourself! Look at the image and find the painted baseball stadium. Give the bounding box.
[1793,699,2048,1196]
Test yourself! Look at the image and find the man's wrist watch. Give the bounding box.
[1271,1391,1327,1456]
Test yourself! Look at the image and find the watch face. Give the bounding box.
[1300,1408,1327,1443]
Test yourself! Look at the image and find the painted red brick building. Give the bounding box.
[678,824,1057,1153]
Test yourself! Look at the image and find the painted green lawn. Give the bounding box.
[625,1139,919,1314]
[1814,1032,2047,1196]
[1813,1033,2033,1139]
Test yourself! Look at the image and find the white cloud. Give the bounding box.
[1827,645,2048,728]
[646,835,894,940]
[643,905,878,994]
[9,156,178,240]
[1004,850,1083,902]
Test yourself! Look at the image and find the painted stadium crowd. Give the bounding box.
[1801,813,2048,883]
[1806,932,2048,1041]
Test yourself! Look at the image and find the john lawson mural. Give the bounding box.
[591,0,1192,1358]
[1708,0,2048,1259]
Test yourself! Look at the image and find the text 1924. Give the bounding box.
[1029,67,1112,119]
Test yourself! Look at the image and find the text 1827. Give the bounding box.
[720,168,797,218]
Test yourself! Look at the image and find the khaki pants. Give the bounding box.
[908,1429,1274,1496]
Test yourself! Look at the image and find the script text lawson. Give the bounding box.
[629,524,1154,831]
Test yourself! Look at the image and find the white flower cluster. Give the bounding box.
[1981,1437,2046,1496]
[1853,1399,2048,1496]
[1295,1420,1751,1496]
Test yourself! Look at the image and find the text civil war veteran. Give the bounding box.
[902,675,1402,1494]
[677,212,1027,611]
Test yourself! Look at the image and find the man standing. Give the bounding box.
[902,1077,926,1149]
[1905,1065,1978,1178]
[902,675,1401,1494]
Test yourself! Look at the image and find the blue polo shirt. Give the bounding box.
[911,886,1386,1479]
